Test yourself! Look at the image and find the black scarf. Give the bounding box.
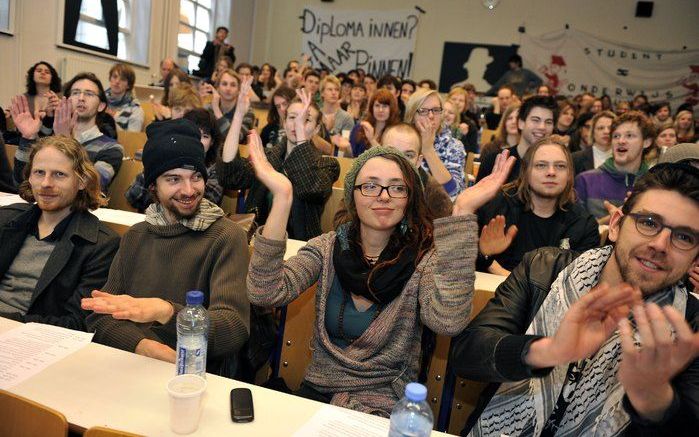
[332,222,417,305]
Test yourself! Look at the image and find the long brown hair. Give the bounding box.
[19,135,107,211]
[355,89,400,146]
[345,154,434,272]
[505,135,576,211]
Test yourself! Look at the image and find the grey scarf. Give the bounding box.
[145,198,225,231]
[470,246,688,437]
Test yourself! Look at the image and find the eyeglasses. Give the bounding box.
[626,213,699,250]
[354,182,408,198]
[69,89,99,99]
[416,107,443,116]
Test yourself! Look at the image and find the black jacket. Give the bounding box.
[476,187,600,271]
[451,247,699,436]
[0,203,120,330]
[194,41,235,79]
[572,146,594,176]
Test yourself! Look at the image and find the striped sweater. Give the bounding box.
[247,214,478,416]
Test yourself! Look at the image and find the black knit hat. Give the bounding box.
[142,118,208,188]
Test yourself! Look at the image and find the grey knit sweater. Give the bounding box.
[248,214,478,416]
[87,218,250,360]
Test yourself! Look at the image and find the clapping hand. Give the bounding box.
[52,97,77,137]
[415,117,437,151]
[618,303,699,421]
[453,150,516,216]
[458,122,470,136]
[248,129,292,199]
[479,215,518,256]
[10,95,43,140]
[45,91,60,117]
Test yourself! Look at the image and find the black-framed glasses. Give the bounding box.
[416,107,443,116]
[354,182,408,198]
[626,213,699,250]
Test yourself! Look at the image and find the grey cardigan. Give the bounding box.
[247,214,478,416]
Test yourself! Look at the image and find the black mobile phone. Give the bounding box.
[230,388,254,423]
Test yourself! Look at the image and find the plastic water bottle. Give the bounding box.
[176,291,209,377]
[388,382,434,437]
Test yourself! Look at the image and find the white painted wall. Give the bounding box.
[250,0,699,84]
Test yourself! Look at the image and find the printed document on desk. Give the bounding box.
[293,404,390,436]
[0,323,93,389]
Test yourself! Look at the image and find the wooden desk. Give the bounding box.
[0,318,453,436]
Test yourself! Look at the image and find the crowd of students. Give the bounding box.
[0,47,698,436]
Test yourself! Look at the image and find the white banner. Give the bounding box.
[520,29,699,108]
[299,7,419,78]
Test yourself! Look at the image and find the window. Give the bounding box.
[178,0,213,73]
[0,0,14,34]
[64,0,151,65]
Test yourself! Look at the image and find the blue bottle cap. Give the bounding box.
[405,382,427,402]
[186,290,204,305]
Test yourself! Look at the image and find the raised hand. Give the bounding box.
[52,97,77,137]
[415,117,437,151]
[479,215,518,256]
[453,149,516,216]
[45,91,60,117]
[248,130,292,199]
[81,290,174,325]
[525,283,641,368]
[236,76,253,117]
[293,88,313,143]
[10,95,43,139]
[689,265,699,293]
[458,122,470,136]
[619,303,699,421]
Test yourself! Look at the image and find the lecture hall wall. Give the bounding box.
[2,0,698,107]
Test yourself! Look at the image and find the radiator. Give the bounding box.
[58,56,112,83]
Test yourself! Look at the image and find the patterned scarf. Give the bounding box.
[105,89,135,108]
[145,198,225,231]
[470,246,688,437]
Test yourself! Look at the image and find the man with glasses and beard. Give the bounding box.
[83,119,250,370]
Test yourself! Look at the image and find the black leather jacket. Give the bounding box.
[450,247,699,436]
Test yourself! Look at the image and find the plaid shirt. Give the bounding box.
[217,140,339,241]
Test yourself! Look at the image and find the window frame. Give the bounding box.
[178,0,215,73]
[0,0,16,36]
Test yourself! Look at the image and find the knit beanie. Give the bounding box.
[657,143,699,165]
[343,146,424,207]
[142,118,208,188]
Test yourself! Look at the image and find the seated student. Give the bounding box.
[477,95,558,184]
[302,69,322,105]
[451,163,699,436]
[210,56,234,85]
[152,57,177,87]
[567,111,594,153]
[319,75,355,156]
[260,86,295,147]
[484,85,516,130]
[405,88,466,198]
[125,108,223,211]
[363,73,377,98]
[235,63,263,102]
[576,111,653,221]
[23,61,62,137]
[200,69,255,139]
[105,63,145,131]
[674,109,696,143]
[571,110,615,175]
[334,123,453,227]
[377,74,404,118]
[11,72,125,190]
[153,69,191,121]
[0,135,119,330]
[553,99,577,144]
[83,118,250,367]
[342,82,367,122]
[217,86,339,241]
[443,99,477,154]
[480,103,521,157]
[446,87,478,154]
[258,62,282,102]
[247,136,516,416]
[400,79,416,105]
[349,89,400,157]
[477,136,600,276]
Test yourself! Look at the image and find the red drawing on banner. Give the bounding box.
[539,55,568,95]
[679,65,699,107]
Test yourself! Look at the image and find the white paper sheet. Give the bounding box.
[293,404,392,437]
[0,322,93,389]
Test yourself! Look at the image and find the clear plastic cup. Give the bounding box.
[167,374,207,434]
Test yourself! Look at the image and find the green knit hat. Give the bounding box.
[343,146,424,208]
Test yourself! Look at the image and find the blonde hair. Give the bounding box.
[19,135,107,211]
[674,110,695,141]
[404,88,443,125]
[169,83,202,109]
[320,75,341,93]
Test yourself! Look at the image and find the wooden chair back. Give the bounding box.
[83,426,143,437]
[4,143,17,170]
[277,284,317,391]
[139,102,156,130]
[116,131,147,159]
[0,389,68,437]
[480,129,497,146]
[107,159,143,212]
[320,187,344,234]
[333,156,354,188]
[446,289,496,435]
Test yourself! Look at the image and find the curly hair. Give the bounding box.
[26,61,62,96]
[19,135,107,211]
